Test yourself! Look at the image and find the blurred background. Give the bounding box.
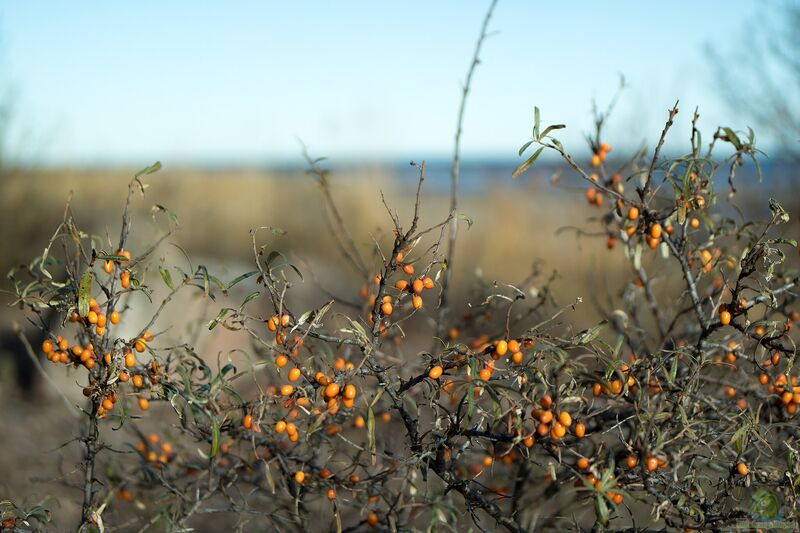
[0,0,798,527]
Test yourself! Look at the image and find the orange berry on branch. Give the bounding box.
[412,279,424,294]
[428,365,443,379]
[324,382,340,399]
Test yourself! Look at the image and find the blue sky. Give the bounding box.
[0,1,765,166]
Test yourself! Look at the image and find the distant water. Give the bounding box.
[375,157,800,196]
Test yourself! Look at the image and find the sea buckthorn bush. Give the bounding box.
[6,95,800,532]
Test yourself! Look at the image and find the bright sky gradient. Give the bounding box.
[0,1,765,166]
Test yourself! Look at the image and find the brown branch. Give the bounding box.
[435,0,498,339]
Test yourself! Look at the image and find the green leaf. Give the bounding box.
[135,161,162,179]
[518,140,534,156]
[512,147,544,179]
[226,270,259,291]
[78,269,93,317]
[722,127,742,150]
[367,407,376,464]
[572,320,607,345]
[159,266,174,290]
[210,415,220,457]
[198,265,210,297]
[208,308,230,330]
[533,106,541,139]
[538,124,565,140]
[239,291,261,310]
[96,253,130,262]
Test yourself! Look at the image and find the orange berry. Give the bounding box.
[422,277,434,289]
[627,207,639,221]
[428,365,443,379]
[276,354,289,368]
[736,462,748,476]
[495,340,508,356]
[274,420,287,433]
[343,384,357,400]
[645,456,658,472]
[88,311,99,324]
[326,488,336,501]
[294,471,305,484]
[649,223,662,239]
[118,371,129,382]
[124,352,136,368]
[138,397,149,411]
[625,455,638,469]
[574,422,585,438]
[412,279,424,294]
[402,263,414,275]
[42,339,53,353]
[720,310,731,326]
[354,415,365,428]
[539,395,552,409]
[380,301,393,315]
[511,351,523,364]
[576,457,589,470]
[132,374,144,388]
[411,295,423,309]
[324,382,340,399]
[590,154,601,167]
[288,367,301,382]
[558,411,572,428]
[243,414,253,429]
[120,271,131,289]
[280,384,294,397]
[689,217,700,229]
[367,512,379,527]
[134,338,147,353]
[395,280,408,291]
